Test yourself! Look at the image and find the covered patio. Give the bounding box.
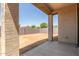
[0,3,79,56]
[22,41,79,56]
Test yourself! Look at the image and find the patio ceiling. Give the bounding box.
[32,3,74,15]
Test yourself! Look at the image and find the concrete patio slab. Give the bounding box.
[21,41,79,56]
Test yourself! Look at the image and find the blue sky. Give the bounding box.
[19,3,58,27]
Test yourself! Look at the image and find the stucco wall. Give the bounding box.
[0,4,19,56]
[53,4,77,44]
[4,4,19,56]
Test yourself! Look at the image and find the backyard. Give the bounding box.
[19,33,58,53]
[19,33,48,49]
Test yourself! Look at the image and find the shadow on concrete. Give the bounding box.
[19,36,58,55]
[19,38,48,55]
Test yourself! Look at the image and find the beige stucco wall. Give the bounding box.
[4,4,19,56]
[0,4,19,56]
[53,4,77,44]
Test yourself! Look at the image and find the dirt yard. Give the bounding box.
[19,33,58,49]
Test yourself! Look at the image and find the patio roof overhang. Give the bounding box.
[32,3,75,15]
[32,3,52,15]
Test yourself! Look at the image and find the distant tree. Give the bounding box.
[31,25,36,29]
[37,26,40,29]
[40,22,48,28]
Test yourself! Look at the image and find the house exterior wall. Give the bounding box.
[0,3,19,56]
[52,4,77,44]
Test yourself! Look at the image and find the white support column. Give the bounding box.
[48,14,53,41]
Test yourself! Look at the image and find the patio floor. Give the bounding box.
[19,33,58,54]
[21,41,79,56]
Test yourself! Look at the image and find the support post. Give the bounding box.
[48,14,53,41]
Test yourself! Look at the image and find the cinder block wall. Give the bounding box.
[19,27,48,35]
[53,4,77,44]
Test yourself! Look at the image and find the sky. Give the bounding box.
[53,15,58,26]
[19,3,58,27]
